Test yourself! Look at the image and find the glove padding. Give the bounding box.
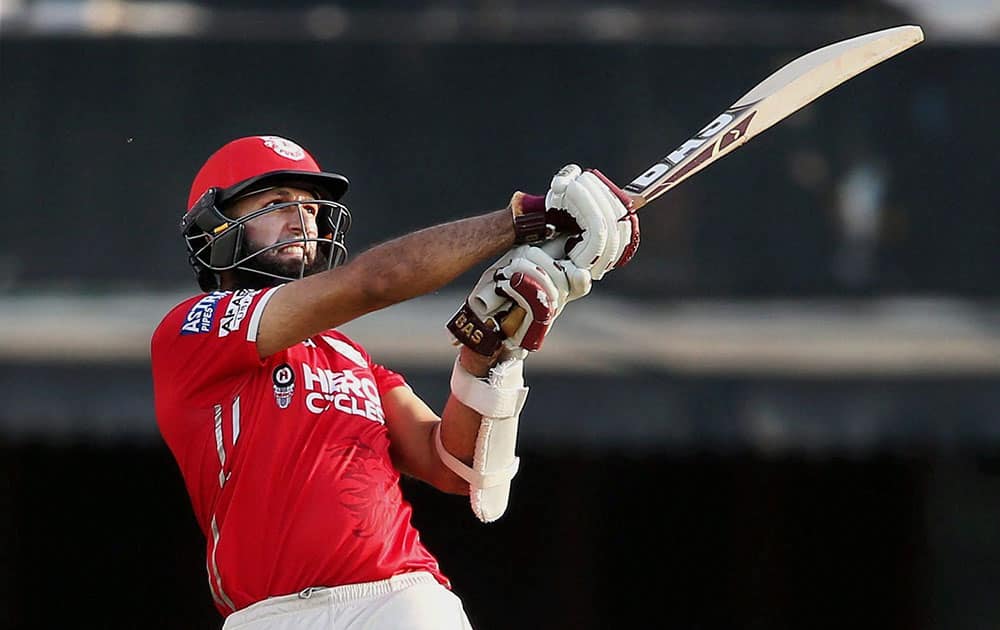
[544,164,640,280]
[446,244,591,356]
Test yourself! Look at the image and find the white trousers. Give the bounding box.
[221,572,475,630]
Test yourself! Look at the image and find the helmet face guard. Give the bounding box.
[181,185,352,291]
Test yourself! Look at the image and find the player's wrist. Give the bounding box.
[458,345,500,377]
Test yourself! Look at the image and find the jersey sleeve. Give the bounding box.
[371,361,408,395]
[344,337,408,395]
[151,288,281,400]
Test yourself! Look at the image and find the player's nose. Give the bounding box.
[282,202,318,236]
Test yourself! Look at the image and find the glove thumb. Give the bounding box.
[562,263,592,302]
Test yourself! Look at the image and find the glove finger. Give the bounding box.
[549,164,582,195]
[582,169,639,270]
[465,249,519,319]
[612,211,640,270]
[507,244,533,258]
[563,178,609,270]
[586,168,634,210]
[496,272,557,351]
[576,172,623,280]
[595,180,624,278]
[469,285,512,316]
[522,246,570,296]
[502,258,562,312]
[521,244,591,304]
[544,164,582,214]
[563,262,592,301]
[520,246,577,318]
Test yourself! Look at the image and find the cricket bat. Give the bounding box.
[622,24,924,209]
[500,24,924,338]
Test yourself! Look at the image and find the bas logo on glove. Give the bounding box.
[446,303,506,356]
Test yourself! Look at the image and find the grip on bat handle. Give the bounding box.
[499,307,526,338]
[496,235,567,343]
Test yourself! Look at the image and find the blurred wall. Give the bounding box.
[1,38,997,297]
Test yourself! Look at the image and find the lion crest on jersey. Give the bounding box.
[327,438,400,539]
[272,363,295,409]
[261,135,306,161]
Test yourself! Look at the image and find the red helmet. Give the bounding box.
[186,135,348,210]
[181,135,352,291]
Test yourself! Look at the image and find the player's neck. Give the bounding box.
[220,269,287,292]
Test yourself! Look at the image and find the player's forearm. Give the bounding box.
[429,349,498,494]
[433,347,525,521]
[438,348,499,465]
[348,209,515,312]
[256,209,515,357]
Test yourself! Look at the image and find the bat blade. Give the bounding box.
[624,24,924,210]
[496,26,923,340]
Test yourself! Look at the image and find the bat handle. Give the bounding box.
[499,307,526,338]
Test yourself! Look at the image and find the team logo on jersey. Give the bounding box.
[272,363,295,409]
[301,363,385,424]
[180,291,227,335]
[219,289,259,337]
[261,136,306,161]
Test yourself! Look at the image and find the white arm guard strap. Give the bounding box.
[434,354,529,522]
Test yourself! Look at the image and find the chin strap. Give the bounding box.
[434,353,529,522]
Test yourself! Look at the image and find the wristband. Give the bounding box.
[510,192,548,244]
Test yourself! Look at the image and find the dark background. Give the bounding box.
[2,1,999,629]
[2,39,997,297]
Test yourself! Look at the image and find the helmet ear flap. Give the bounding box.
[209,224,244,269]
[181,187,244,270]
[182,187,244,287]
[182,187,223,234]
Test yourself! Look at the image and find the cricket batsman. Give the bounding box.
[151,134,638,629]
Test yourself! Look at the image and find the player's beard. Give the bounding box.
[231,239,331,289]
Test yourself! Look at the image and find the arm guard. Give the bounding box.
[434,353,528,522]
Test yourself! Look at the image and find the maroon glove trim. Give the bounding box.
[510,192,549,244]
[586,168,634,210]
[500,272,555,352]
[614,212,641,268]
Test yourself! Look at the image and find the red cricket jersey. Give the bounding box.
[151,288,448,615]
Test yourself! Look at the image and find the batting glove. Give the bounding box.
[447,245,591,356]
[511,165,640,280]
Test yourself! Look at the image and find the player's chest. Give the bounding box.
[258,335,387,426]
